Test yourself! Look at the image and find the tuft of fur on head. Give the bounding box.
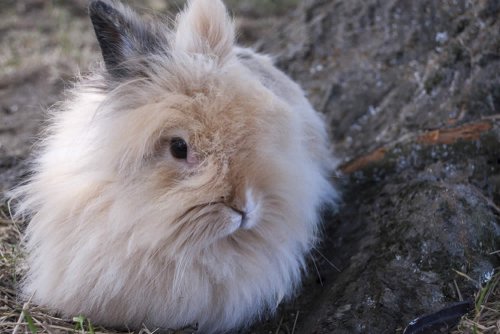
[11,0,338,333]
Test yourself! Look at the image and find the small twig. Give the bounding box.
[453,269,480,288]
[454,279,463,301]
[6,197,16,221]
[274,316,284,334]
[291,311,300,334]
[480,305,500,314]
[32,316,55,334]
[140,323,161,334]
[313,248,341,272]
[320,83,334,114]
[311,256,323,286]
[12,293,34,334]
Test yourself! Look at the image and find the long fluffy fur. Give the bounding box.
[11,0,337,332]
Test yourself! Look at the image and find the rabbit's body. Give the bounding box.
[13,0,337,332]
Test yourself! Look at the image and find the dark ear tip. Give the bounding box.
[89,0,115,18]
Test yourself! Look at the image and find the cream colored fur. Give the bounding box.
[12,0,337,332]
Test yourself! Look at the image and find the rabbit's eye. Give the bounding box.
[170,137,188,160]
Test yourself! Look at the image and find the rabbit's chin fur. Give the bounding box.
[11,0,338,332]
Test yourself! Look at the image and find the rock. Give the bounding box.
[297,127,500,333]
[259,0,500,161]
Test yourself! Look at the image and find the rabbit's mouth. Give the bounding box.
[215,202,248,231]
[176,201,248,239]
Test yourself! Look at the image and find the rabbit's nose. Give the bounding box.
[224,205,247,232]
[230,206,246,220]
[226,205,245,227]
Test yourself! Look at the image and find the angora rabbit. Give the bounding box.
[13,0,337,332]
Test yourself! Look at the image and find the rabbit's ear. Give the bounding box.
[174,0,235,63]
[89,0,162,79]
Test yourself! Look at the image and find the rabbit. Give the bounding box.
[11,0,338,332]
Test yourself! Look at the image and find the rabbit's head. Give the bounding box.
[14,0,337,332]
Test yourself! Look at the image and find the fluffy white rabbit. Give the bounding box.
[12,0,337,332]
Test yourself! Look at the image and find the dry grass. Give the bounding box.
[453,263,500,334]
